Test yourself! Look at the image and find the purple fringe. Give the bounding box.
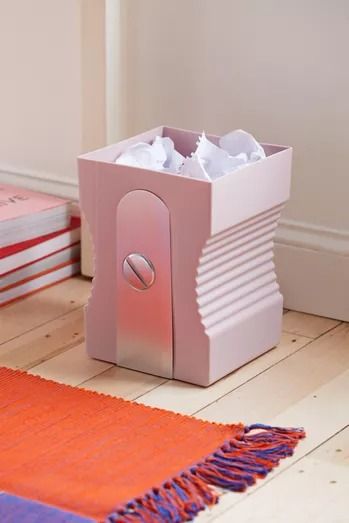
[106,424,305,523]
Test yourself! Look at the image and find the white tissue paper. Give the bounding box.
[115,136,185,173]
[115,141,163,170]
[181,154,210,181]
[115,129,265,181]
[154,136,185,172]
[194,132,247,180]
[219,129,266,162]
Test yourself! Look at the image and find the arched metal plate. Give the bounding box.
[116,190,173,378]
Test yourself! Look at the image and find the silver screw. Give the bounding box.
[122,253,155,291]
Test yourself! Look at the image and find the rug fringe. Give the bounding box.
[107,424,305,522]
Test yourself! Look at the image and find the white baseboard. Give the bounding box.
[0,165,79,200]
[275,219,349,321]
[276,219,349,256]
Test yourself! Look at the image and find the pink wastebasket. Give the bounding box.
[78,126,292,386]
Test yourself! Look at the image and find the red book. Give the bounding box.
[0,217,80,275]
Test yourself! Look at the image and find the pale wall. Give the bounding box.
[0,0,106,198]
[117,0,349,232]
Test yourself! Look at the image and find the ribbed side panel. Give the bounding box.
[196,205,284,333]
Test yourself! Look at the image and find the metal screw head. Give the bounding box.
[122,253,155,291]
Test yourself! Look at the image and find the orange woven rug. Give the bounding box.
[0,367,305,522]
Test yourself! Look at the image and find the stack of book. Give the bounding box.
[0,184,81,307]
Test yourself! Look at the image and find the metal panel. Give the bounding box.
[116,190,173,377]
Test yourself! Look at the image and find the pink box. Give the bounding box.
[78,126,292,386]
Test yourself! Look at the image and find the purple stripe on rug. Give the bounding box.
[0,492,95,523]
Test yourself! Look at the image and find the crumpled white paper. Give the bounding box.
[194,132,247,180]
[180,153,211,181]
[114,140,166,170]
[153,136,185,172]
[115,136,185,173]
[115,129,265,181]
[219,129,266,162]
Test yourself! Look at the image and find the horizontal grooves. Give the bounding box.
[197,250,275,303]
[197,242,274,295]
[206,288,280,336]
[198,259,275,309]
[197,207,283,333]
[200,218,280,268]
[197,230,276,282]
[204,205,284,251]
[203,281,280,330]
[200,271,277,322]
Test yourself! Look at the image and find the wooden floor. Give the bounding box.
[1,276,348,522]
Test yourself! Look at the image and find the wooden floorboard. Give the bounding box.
[0,307,84,370]
[194,323,349,521]
[28,343,113,386]
[197,370,349,522]
[1,276,348,523]
[196,323,349,424]
[0,276,91,345]
[282,310,340,338]
[138,332,312,414]
[80,365,167,400]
